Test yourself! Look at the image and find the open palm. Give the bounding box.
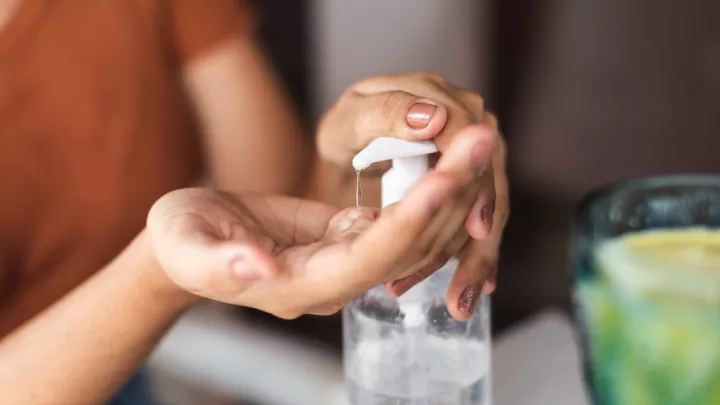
[147,125,495,320]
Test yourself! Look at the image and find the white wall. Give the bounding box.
[311,0,489,118]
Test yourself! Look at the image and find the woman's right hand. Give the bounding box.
[147,126,493,320]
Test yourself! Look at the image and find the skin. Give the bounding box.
[312,73,509,319]
[1,2,509,315]
[184,36,310,196]
[0,2,509,401]
[193,39,510,318]
[0,126,492,405]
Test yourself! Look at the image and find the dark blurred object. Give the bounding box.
[246,0,312,130]
[494,0,720,332]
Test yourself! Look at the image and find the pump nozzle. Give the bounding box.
[353,138,438,208]
[352,138,438,171]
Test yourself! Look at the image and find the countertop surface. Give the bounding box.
[493,309,591,405]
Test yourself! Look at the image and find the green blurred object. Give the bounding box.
[572,175,720,405]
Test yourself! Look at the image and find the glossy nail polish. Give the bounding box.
[391,275,420,295]
[407,102,437,129]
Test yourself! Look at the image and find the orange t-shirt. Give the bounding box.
[0,0,248,336]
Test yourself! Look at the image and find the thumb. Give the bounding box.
[359,92,448,145]
[148,213,278,297]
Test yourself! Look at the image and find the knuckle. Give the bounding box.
[452,106,477,125]
[358,91,410,134]
[464,91,485,111]
[417,247,452,273]
[483,111,499,129]
[378,91,411,115]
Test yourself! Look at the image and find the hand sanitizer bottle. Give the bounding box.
[343,138,492,405]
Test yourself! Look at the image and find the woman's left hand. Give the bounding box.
[315,73,509,319]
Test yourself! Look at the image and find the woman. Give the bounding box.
[0,0,507,403]
[0,124,501,404]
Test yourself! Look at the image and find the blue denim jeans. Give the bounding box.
[109,370,155,405]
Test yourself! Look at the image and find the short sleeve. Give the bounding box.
[167,0,253,64]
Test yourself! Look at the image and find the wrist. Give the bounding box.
[118,231,203,313]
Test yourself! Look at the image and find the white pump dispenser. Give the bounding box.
[343,137,491,405]
[352,137,444,326]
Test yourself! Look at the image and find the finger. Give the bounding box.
[241,194,341,244]
[461,119,503,240]
[482,265,499,295]
[434,124,497,182]
[445,238,496,322]
[386,268,433,297]
[426,89,487,152]
[349,171,460,284]
[353,75,489,152]
[385,224,467,296]
[355,90,449,143]
[465,167,496,240]
[349,126,489,283]
[458,89,486,121]
[389,179,476,282]
[426,123,498,243]
[447,202,507,321]
[449,120,508,320]
[148,212,279,296]
[353,73,461,111]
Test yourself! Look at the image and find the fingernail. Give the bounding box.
[480,199,495,232]
[407,102,437,129]
[471,143,490,171]
[230,253,262,281]
[392,276,419,295]
[459,286,480,314]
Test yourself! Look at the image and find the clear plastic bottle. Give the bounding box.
[344,138,492,405]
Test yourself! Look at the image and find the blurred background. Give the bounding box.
[146,0,720,404]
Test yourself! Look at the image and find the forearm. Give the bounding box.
[186,36,311,197]
[209,44,311,196]
[0,232,197,405]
